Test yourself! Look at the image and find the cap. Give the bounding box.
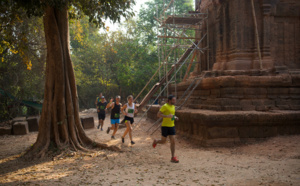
[101,96,105,99]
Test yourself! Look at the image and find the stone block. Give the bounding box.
[210,89,221,98]
[220,98,240,106]
[220,87,244,98]
[290,105,300,110]
[277,126,300,135]
[218,76,237,87]
[289,88,300,98]
[241,105,256,111]
[13,121,29,135]
[240,100,255,110]
[238,126,278,138]
[207,127,239,139]
[291,74,300,86]
[199,77,220,89]
[26,117,39,132]
[222,106,242,111]
[0,127,12,135]
[243,88,267,99]
[80,117,95,129]
[200,105,222,111]
[267,88,289,95]
[255,106,271,111]
[12,117,26,124]
[252,99,275,107]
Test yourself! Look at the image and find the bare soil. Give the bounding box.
[0,112,299,185]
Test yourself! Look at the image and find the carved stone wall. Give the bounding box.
[194,0,300,72]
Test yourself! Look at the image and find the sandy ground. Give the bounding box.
[0,112,299,186]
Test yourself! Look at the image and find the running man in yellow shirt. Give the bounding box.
[152,95,179,163]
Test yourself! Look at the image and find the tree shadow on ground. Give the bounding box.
[0,152,52,176]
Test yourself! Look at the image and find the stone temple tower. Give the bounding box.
[147,0,300,146]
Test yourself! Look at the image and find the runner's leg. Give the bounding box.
[97,113,101,129]
[155,136,167,144]
[100,119,104,129]
[112,123,118,137]
[122,121,130,138]
[169,135,175,158]
[127,121,133,142]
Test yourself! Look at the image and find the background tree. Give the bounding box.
[70,17,158,108]
[68,0,194,108]
[0,2,46,121]
[6,0,134,159]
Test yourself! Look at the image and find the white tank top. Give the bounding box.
[126,103,135,118]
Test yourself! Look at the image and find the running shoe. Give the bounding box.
[111,136,115,139]
[122,137,124,143]
[171,157,179,163]
[97,124,100,129]
[106,127,110,134]
[131,141,135,145]
[101,128,103,131]
[152,139,157,148]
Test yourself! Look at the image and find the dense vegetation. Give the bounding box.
[0,0,194,121]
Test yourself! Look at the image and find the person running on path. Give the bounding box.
[121,95,138,145]
[152,95,179,163]
[106,96,122,139]
[97,96,107,131]
[95,93,103,106]
[95,93,107,105]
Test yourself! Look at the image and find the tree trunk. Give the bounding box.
[25,6,118,159]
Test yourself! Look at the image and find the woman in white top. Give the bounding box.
[121,95,138,145]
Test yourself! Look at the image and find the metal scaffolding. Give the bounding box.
[155,0,209,99]
[131,0,210,130]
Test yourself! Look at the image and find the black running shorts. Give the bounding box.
[161,126,176,137]
[98,112,106,120]
[124,116,134,124]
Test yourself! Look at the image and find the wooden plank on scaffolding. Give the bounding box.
[158,35,200,40]
[183,51,197,81]
[137,41,199,112]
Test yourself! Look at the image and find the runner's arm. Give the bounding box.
[106,98,114,109]
[121,104,127,116]
[157,111,173,118]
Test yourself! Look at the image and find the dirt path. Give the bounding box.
[0,112,299,185]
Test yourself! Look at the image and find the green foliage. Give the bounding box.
[0,3,46,121]
[12,0,135,28]
[136,0,193,46]
[70,17,158,108]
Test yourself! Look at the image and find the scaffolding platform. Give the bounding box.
[164,16,204,25]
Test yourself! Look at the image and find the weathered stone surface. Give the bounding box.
[13,122,29,135]
[291,75,300,86]
[148,107,300,146]
[238,127,278,138]
[26,117,39,132]
[0,127,12,135]
[12,117,26,124]
[220,88,244,99]
[207,127,239,139]
[195,0,300,71]
[243,88,267,99]
[80,117,94,129]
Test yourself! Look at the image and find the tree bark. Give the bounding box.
[25,6,119,159]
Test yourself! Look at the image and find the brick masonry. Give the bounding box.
[146,106,300,146]
[173,72,300,112]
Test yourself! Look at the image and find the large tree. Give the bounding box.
[7,0,134,158]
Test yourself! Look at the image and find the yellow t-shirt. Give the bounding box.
[160,103,175,127]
